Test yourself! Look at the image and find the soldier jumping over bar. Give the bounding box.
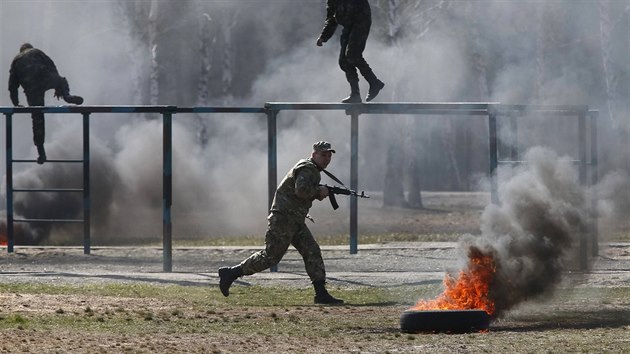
[317,0,385,103]
[8,43,84,164]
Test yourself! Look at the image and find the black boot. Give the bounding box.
[63,95,84,105]
[57,77,84,105]
[313,280,344,305]
[36,144,47,165]
[218,266,243,297]
[366,79,385,102]
[341,81,361,103]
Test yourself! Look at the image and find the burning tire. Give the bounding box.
[400,309,490,333]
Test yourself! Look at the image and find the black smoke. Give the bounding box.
[460,147,588,317]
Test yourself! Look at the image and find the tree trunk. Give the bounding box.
[221,8,239,104]
[383,144,408,207]
[598,0,618,126]
[195,10,213,146]
[148,0,160,106]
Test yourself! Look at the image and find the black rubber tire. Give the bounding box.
[400,309,491,333]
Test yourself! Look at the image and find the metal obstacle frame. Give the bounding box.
[1,103,598,272]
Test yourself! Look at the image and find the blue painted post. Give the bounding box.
[590,111,599,257]
[163,111,173,272]
[268,108,278,273]
[578,111,587,270]
[488,110,499,204]
[509,112,518,161]
[82,113,91,254]
[350,111,359,254]
[4,113,14,253]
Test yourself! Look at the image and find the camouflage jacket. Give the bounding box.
[8,48,60,106]
[319,0,372,43]
[270,158,322,220]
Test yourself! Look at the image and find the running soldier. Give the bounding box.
[317,0,385,103]
[219,141,344,304]
[8,43,84,164]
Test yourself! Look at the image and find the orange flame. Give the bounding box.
[412,248,496,316]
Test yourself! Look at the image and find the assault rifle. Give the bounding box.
[320,184,370,210]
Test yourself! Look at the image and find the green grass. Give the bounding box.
[0,282,421,336]
[0,282,430,307]
[1,283,629,352]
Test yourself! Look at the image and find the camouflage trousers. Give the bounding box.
[239,212,326,283]
[338,19,377,84]
[26,92,45,146]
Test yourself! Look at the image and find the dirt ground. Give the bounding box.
[1,192,629,353]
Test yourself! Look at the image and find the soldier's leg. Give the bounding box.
[346,23,384,102]
[219,213,295,297]
[292,225,343,304]
[239,213,295,275]
[26,93,46,164]
[339,26,361,103]
[291,223,325,282]
[51,76,83,105]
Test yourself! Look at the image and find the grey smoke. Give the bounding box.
[460,146,588,318]
[595,170,630,237]
[1,1,629,245]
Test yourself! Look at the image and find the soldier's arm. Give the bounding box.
[294,167,324,200]
[8,62,20,106]
[318,0,338,44]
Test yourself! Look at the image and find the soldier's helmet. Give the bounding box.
[19,43,33,53]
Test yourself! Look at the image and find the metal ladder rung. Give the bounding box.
[13,218,84,223]
[13,188,84,192]
[12,159,83,163]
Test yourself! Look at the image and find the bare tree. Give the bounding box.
[220,7,240,105]
[148,0,160,106]
[598,0,619,127]
[195,10,214,146]
[374,0,450,207]
[114,1,143,106]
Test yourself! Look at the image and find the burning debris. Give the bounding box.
[410,147,589,321]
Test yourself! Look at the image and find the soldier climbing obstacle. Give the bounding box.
[8,43,84,164]
[316,0,385,103]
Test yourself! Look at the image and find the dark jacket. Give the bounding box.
[319,0,372,43]
[8,48,62,106]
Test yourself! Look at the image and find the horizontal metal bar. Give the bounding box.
[491,104,590,114]
[0,106,266,114]
[177,107,266,114]
[1,103,592,115]
[357,108,491,116]
[0,105,177,114]
[498,160,587,164]
[12,159,83,163]
[265,102,498,112]
[13,188,83,192]
[14,218,84,223]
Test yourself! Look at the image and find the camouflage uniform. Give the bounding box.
[318,0,381,91]
[239,158,326,282]
[8,44,80,150]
